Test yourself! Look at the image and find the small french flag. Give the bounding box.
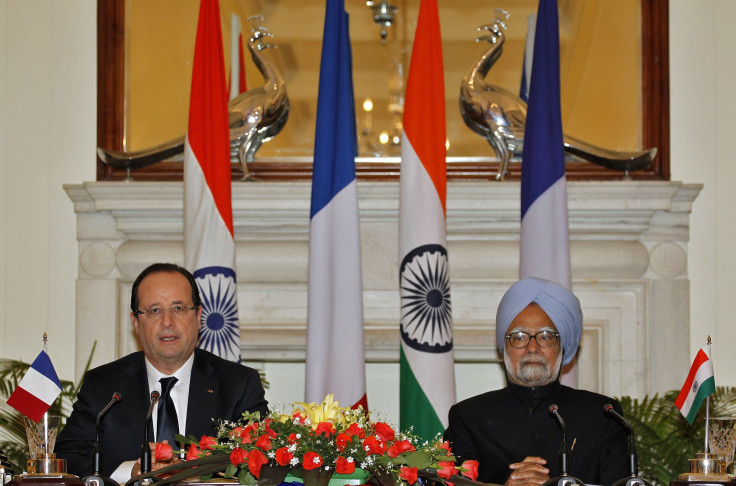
[7,350,62,423]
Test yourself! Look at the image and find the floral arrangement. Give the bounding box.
[146,394,478,486]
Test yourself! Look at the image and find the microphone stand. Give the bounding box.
[604,404,654,486]
[541,404,584,486]
[141,391,160,475]
[137,390,160,486]
[83,392,122,486]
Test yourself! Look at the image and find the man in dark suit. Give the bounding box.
[56,263,268,481]
[444,278,628,486]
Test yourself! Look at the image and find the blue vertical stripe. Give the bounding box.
[310,0,357,218]
[520,0,564,219]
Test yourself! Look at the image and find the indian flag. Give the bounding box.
[675,345,715,424]
[184,0,241,362]
[398,0,456,442]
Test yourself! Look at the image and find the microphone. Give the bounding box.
[140,391,160,475]
[540,405,583,486]
[549,404,570,475]
[83,392,122,486]
[604,403,653,486]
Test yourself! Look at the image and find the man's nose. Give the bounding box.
[160,308,176,327]
[526,335,542,352]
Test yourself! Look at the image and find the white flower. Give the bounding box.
[364,456,375,466]
[325,466,331,471]
[347,457,354,463]
[267,452,275,459]
[290,457,300,466]
[288,444,297,453]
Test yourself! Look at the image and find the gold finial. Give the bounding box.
[43,332,48,351]
[707,335,712,345]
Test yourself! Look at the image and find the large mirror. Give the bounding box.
[97,0,668,180]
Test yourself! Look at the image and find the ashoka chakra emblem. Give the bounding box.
[193,266,240,359]
[399,244,453,353]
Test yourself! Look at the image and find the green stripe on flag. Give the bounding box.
[399,346,443,442]
[685,376,716,424]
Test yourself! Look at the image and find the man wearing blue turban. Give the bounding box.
[444,278,628,486]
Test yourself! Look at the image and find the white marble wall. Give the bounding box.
[64,180,700,402]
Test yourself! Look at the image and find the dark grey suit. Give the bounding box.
[55,349,268,478]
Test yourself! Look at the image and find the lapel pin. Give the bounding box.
[208,389,214,394]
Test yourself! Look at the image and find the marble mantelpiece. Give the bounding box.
[64,180,701,399]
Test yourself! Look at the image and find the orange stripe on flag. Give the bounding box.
[402,0,446,212]
[187,0,234,236]
[674,348,710,408]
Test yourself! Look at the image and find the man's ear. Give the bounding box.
[131,312,140,334]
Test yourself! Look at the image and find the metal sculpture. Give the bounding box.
[98,21,289,181]
[459,11,656,181]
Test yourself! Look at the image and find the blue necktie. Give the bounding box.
[157,377,179,446]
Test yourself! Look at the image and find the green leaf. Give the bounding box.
[403,451,433,469]
[224,463,237,478]
[238,468,256,485]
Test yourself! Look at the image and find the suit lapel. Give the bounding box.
[186,350,219,436]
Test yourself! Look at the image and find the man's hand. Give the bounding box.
[132,441,182,478]
[504,456,549,486]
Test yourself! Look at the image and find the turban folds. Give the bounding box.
[495,277,582,365]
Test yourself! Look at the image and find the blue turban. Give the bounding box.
[495,277,582,365]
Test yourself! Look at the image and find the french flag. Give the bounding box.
[184,0,241,362]
[520,0,571,290]
[305,0,367,410]
[7,350,62,423]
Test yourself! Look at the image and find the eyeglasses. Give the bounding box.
[505,330,560,349]
[135,305,197,321]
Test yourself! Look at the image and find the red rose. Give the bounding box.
[336,456,356,475]
[303,451,324,470]
[230,447,248,466]
[199,435,217,450]
[387,440,416,458]
[248,449,269,478]
[438,441,452,455]
[264,419,277,438]
[373,422,395,442]
[335,432,353,452]
[275,447,294,467]
[399,466,418,485]
[185,443,202,461]
[315,421,336,436]
[292,410,306,424]
[240,423,259,444]
[288,432,299,444]
[461,460,479,481]
[346,423,366,438]
[255,434,273,451]
[154,442,173,462]
[362,436,386,456]
[437,461,456,479]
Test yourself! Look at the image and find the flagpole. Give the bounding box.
[705,335,712,453]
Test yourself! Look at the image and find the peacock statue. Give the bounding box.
[98,20,289,181]
[459,10,656,181]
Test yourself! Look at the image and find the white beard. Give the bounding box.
[504,348,563,387]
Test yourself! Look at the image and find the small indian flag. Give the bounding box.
[675,345,715,424]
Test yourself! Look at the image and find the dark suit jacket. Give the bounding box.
[55,349,268,478]
[444,381,628,486]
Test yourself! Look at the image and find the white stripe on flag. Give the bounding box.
[18,367,62,405]
[399,137,446,250]
[679,359,715,416]
[306,181,365,405]
[520,176,571,288]
[184,141,236,271]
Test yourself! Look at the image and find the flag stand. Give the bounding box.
[676,336,728,481]
[7,335,83,486]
